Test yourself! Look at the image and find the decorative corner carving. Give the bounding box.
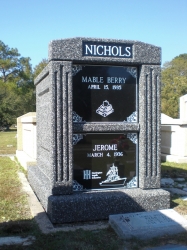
[72,65,82,76]
[124,111,137,123]
[73,134,83,145]
[73,111,85,123]
[126,67,137,78]
[127,133,137,144]
[126,176,137,188]
[73,180,83,191]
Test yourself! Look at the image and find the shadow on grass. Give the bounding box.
[161,162,187,179]
[0,219,38,237]
[0,217,124,250]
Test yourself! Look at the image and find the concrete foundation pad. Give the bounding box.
[109,209,187,240]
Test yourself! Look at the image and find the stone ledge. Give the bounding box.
[47,188,170,224]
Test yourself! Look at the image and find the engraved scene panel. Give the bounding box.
[73,133,137,190]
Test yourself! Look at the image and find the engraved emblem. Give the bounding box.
[96,100,114,117]
[83,170,92,180]
[99,163,127,186]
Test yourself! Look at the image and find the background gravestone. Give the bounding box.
[28,38,170,223]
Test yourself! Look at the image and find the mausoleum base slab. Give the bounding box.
[28,166,170,224]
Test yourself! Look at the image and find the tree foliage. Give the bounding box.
[0,41,22,83]
[33,58,48,79]
[0,40,48,128]
[161,54,187,118]
[0,40,38,128]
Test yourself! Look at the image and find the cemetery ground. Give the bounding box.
[0,130,17,155]
[0,131,187,249]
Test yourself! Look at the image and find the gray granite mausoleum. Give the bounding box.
[28,37,170,223]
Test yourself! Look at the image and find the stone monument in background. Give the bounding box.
[28,38,170,223]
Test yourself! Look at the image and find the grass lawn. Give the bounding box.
[161,161,187,175]
[0,157,31,223]
[161,161,187,215]
[0,130,17,154]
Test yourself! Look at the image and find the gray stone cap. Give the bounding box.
[48,37,161,65]
[73,122,139,133]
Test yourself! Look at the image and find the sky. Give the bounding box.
[1,0,187,68]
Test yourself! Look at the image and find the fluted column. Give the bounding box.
[139,65,161,189]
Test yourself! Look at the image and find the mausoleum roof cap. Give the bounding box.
[48,37,161,65]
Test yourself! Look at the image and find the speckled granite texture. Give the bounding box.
[48,188,170,223]
[28,37,170,223]
[48,37,161,65]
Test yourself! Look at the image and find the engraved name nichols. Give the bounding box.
[82,41,133,58]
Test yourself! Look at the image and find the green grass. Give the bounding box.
[161,161,187,179]
[0,130,17,154]
[171,195,187,214]
[161,161,187,215]
[0,157,31,223]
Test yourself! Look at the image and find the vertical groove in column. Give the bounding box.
[150,69,153,176]
[147,70,152,177]
[67,69,73,181]
[60,66,63,181]
[63,71,67,182]
[145,74,148,177]
[54,71,58,182]
[56,66,63,182]
[156,74,159,176]
[152,70,157,177]
[66,72,69,181]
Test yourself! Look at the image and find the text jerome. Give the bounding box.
[93,144,117,151]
